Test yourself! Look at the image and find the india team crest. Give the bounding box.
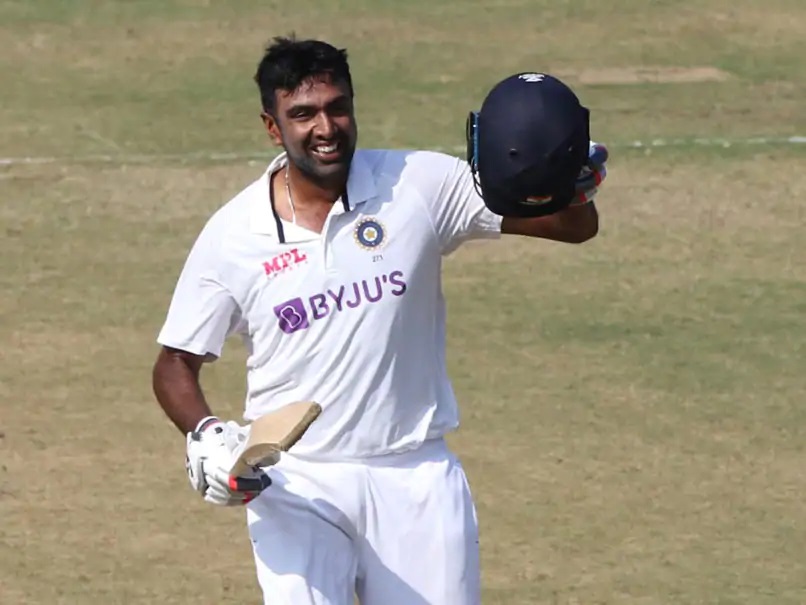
[354,217,386,250]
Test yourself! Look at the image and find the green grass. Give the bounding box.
[2,0,805,156]
[1,1,806,604]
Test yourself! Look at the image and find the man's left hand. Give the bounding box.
[573,142,608,205]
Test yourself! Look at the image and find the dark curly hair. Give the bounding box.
[254,35,354,115]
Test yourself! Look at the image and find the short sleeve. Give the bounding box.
[156,219,241,360]
[412,151,502,255]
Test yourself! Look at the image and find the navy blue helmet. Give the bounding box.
[466,73,590,217]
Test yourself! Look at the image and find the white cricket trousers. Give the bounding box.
[245,438,481,604]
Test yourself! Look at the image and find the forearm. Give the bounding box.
[538,202,599,243]
[152,347,214,434]
[501,202,599,243]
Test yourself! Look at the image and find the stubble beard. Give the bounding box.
[287,147,353,189]
[281,125,357,190]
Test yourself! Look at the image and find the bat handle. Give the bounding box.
[228,474,272,492]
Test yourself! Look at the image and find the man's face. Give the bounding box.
[263,75,357,186]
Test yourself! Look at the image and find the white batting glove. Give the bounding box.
[572,141,609,205]
[185,417,271,506]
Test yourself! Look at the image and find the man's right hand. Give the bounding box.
[185,417,271,506]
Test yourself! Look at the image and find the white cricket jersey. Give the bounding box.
[157,149,502,459]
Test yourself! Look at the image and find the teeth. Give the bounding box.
[314,143,337,153]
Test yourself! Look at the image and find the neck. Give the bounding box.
[285,162,347,209]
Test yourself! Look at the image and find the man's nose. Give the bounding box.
[314,112,336,138]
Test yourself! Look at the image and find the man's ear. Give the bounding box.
[260,111,283,146]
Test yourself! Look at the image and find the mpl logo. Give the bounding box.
[273,270,407,334]
[263,248,308,277]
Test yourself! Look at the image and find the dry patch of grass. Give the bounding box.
[556,66,733,85]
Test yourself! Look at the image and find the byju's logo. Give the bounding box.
[273,270,407,334]
[273,298,310,334]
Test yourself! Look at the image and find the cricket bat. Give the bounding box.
[228,401,322,477]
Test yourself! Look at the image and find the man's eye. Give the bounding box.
[329,102,351,115]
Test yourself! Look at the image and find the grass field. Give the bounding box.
[1,1,805,603]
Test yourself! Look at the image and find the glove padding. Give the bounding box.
[185,418,271,506]
[572,142,608,205]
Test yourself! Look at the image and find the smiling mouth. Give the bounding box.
[310,141,344,162]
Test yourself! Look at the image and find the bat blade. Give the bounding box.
[228,401,322,477]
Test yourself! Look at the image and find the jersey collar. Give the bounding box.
[250,150,377,236]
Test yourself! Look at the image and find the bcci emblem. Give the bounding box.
[354,217,386,250]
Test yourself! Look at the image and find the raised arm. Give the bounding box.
[501,202,598,243]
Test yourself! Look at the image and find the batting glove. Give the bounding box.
[185,416,271,506]
[572,141,608,205]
